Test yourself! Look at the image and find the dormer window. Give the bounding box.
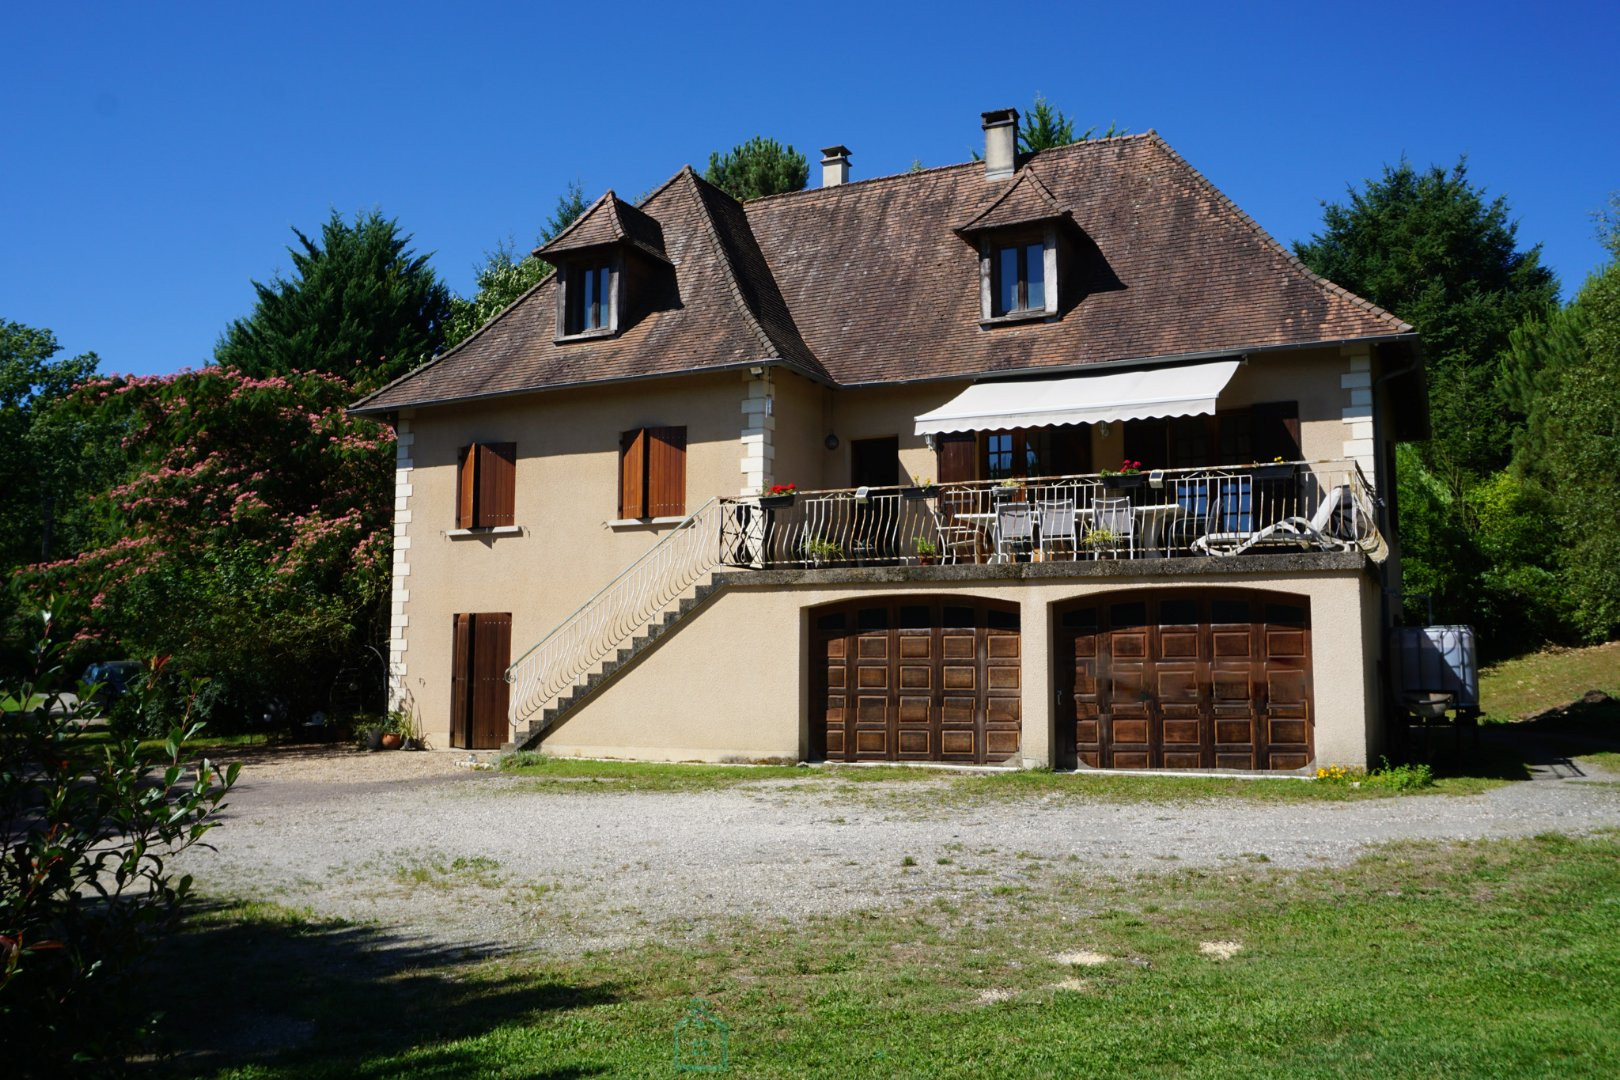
[536,190,672,344]
[994,240,1047,316]
[567,261,615,335]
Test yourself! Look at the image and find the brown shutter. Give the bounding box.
[647,426,687,518]
[936,433,977,483]
[456,446,476,529]
[619,428,647,519]
[450,613,472,747]
[476,442,516,527]
[469,612,512,750]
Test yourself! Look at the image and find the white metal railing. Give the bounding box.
[718,460,1384,569]
[505,497,724,731]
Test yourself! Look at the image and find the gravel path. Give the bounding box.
[175,746,1620,954]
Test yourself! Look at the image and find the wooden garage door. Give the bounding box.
[813,598,1020,764]
[1058,592,1312,771]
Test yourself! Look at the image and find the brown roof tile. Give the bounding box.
[535,191,670,264]
[354,132,1410,413]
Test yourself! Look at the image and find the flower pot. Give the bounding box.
[916,554,938,566]
[1102,472,1145,491]
[759,494,796,509]
[365,728,384,751]
[380,733,403,750]
[901,486,933,501]
[1251,463,1296,482]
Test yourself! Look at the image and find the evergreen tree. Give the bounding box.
[704,136,808,201]
[1295,158,1557,484]
[215,210,452,393]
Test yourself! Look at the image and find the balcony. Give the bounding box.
[718,460,1382,571]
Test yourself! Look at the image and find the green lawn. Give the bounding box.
[497,753,1496,804]
[1480,640,1620,723]
[159,831,1620,1078]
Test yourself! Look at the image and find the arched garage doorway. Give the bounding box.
[1056,590,1313,771]
[811,597,1020,764]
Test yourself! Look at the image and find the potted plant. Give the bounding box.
[991,477,1023,502]
[355,720,384,752]
[913,534,940,566]
[390,700,426,750]
[1083,528,1122,557]
[901,474,936,500]
[803,536,844,567]
[759,482,797,509]
[1100,459,1146,491]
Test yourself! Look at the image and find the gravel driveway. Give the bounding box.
[175,746,1620,954]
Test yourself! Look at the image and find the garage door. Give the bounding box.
[812,598,1020,764]
[1057,591,1312,771]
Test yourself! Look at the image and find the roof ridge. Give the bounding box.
[1143,133,1413,333]
[742,131,1159,208]
[683,171,789,361]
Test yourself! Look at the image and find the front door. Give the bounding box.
[451,612,511,749]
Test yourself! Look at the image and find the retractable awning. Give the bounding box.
[913,359,1241,435]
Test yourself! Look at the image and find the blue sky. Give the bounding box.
[5,1,1617,377]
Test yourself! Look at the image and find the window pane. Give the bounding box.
[986,432,1013,479]
[581,268,598,329]
[997,247,1018,315]
[1024,244,1045,310]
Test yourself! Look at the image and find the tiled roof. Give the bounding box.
[354,132,1411,413]
[954,166,1069,234]
[535,191,670,264]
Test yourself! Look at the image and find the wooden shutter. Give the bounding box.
[619,428,647,519]
[456,446,477,529]
[647,426,687,518]
[936,433,977,483]
[476,442,516,527]
[451,613,472,746]
[469,612,511,750]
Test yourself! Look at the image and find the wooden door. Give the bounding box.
[1058,591,1313,770]
[451,612,511,750]
[813,598,1020,764]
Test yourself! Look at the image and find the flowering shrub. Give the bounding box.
[1314,759,1434,791]
[17,366,394,726]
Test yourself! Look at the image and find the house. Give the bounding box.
[350,109,1423,771]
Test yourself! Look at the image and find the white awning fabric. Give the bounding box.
[913,360,1241,435]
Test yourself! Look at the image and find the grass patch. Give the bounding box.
[1480,640,1620,723]
[157,832,1620,1077]
[494,755,1502,805]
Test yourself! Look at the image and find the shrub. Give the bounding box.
[0,611,239,1072]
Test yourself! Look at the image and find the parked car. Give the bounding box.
[81,660,143,703]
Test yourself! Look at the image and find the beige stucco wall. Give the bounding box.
[540,566,1379,769]
[400,371,765,746]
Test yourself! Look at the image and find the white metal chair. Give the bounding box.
[994,503,1035,562]
[929,491,983,565]
[1087,496,1135,559]
[1037,489,1078,560]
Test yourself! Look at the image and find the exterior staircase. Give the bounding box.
[502,497,729,751]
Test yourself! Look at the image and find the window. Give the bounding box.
[619,426,686,519]
[992,240,1047,317]
[562,260,615,337]
[981,426,1089,480]
[1122,402,1299,470]
[456,442,515,529]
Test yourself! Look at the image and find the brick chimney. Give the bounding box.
[821,145,851,187]
[981,109,1019,180]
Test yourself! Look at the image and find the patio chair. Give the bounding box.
[929,490,983,565]
[1193,484,1355,556]
[1086,496,1135,559]
[994,503,1036,562]
[1037,489,1078,560]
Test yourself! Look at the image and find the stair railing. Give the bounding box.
[505,497,724,732]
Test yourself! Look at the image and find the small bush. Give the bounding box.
[1,611,238,1073]
[500,750,549,771]
[1314,759,1435,791]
